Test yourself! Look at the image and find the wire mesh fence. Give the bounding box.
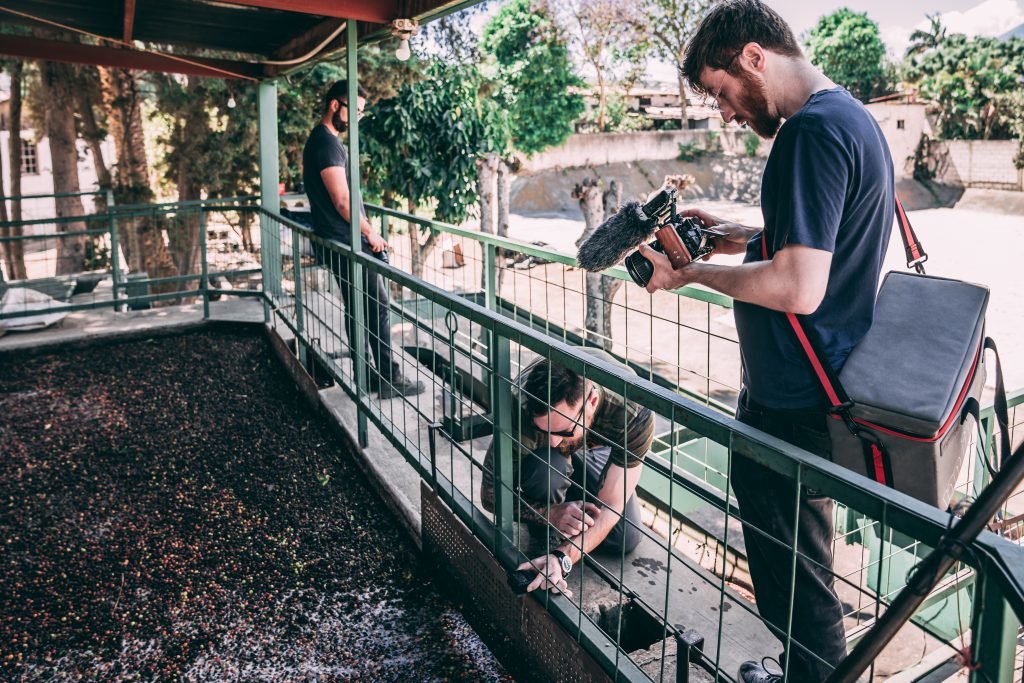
[0,197,263,327]
[263,206,1024,683]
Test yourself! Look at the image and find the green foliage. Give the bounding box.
[743,131,761,157]
[905,35,1024,140]
[705,130,720,153]
[275,47,424,189]
[805,8,889,102]
[676,141,706,162]
[481,0,584,155]
[359,60,509,225]
[905,13,947,58]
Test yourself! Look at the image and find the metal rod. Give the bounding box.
[827,439,1024,683]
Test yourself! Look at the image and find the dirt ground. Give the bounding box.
[0,327,511,682]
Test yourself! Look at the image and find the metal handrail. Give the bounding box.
[261,206,1024,682]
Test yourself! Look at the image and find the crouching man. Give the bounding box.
[480,349,655,594]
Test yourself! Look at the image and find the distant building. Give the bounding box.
[573,85,727,131]
[864,92,932,178]
[0,94,113,222]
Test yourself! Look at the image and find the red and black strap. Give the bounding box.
[758,194,928,487]
[895,195,928,274]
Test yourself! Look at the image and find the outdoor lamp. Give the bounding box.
[391,18,419,62]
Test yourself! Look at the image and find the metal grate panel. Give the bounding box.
[421,483,612,683]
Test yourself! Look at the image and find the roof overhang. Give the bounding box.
[0,0,482,80]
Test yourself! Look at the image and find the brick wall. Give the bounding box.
[942,140,1023,191]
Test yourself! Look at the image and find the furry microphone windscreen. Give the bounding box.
[576,201,657,272]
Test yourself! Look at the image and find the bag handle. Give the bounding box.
[895,195,928,274]
[985,338,1012,468]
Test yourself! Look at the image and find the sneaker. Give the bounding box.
[372,374,425,398]
[737,660,783,683]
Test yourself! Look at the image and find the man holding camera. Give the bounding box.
[302,80,423,398]
[639,1,894,681]
[480,349,655,595]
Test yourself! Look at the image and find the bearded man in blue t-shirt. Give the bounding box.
[641,1,894,681]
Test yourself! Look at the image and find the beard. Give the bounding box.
[557,434,586,456]
[331,111,346,132]
[736,69,782,139]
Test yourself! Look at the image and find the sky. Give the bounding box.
[466,0,1024,84]
[640,0,1024,81]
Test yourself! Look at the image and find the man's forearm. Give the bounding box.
[686,261,789,310]
[558,507,619,564]
[333,199,375,237]
[359,215,375,237]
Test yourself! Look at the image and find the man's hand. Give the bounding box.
[364,232,388,253]
[546,501,601,537]
[680,208,757,256]
[517,554,570,595]
[639,243,699,294]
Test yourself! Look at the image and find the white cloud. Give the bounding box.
[934,0,1024,37]
[886,0,1024,56]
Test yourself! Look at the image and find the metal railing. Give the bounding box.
[261,205,1024,683]
[0,196,263,324]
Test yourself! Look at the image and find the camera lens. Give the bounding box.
[624,250,653,288]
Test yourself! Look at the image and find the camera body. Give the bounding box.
[623,216,715,288]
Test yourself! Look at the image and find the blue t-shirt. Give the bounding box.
[301,124,366,242]
[734,88,894,409]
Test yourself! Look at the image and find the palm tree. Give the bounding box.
[906,13,947,58]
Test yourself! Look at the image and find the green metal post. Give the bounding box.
[970,573,1018,682]
[108,209,121,312]
[380,213,389,243]
[484,243,497,311]
[347,21,369,448]
[489,330,514,547]
[292,223,306,366]
[200,209,209,319]
[258,80,282,299]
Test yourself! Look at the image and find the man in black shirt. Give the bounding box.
[302,80,423,398]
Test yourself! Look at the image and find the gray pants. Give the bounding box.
[518,445,642,555]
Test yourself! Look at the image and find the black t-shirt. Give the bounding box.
[734,88,894,409]
[301,124,365,242]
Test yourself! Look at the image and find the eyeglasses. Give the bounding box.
[547,389,594,438]
[703,52,741,112]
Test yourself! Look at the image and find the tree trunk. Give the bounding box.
[677,67,688,130]
[2,62,27,280]
[39,55,88,275]
[100,66,178,291]
[595,67,607,132]
[495,158,513,296]
[168,76,207,280]
[477,152,498,292]
[573,177,619,351]
[407,198,438,281]
[75,80,111,209]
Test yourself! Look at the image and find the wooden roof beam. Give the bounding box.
[0,35,264,80]
[215,0,400,24]
[123,0,137,43]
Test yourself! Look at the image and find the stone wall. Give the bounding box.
[519,130,768,173]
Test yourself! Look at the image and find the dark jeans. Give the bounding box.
[733,390,846,682]
[313,238,399,380]
[518,445,642,555]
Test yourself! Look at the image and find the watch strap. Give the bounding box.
[551,549,572,575]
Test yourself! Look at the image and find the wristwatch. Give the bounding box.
[551,549,572,577]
